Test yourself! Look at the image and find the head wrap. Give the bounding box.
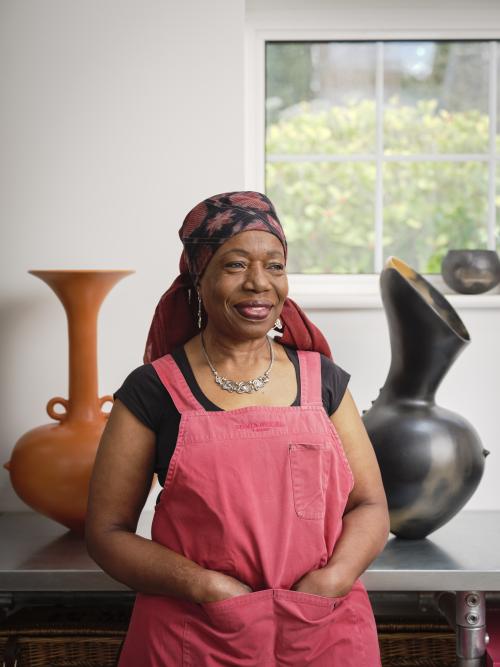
[144,191,332,362]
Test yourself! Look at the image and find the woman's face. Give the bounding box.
[198,230,288,340]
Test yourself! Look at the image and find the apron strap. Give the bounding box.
[297,350,323,407]
[152,354,203,413]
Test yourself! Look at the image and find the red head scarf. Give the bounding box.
[144,191,332,362]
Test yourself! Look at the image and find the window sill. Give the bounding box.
[287,274,500,310]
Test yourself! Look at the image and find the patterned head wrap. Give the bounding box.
[180,191,287,285]
[144,191,331,362]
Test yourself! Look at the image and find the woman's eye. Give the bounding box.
[224,260,285,271]
[225,261,246,269]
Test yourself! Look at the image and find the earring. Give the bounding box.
[274,317,283,330]
[197,291,203,329]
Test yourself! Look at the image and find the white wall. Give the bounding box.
[246,0,500,32]
[1,0,499,515]
[0,0,245,509]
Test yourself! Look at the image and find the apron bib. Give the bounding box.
[118,351,381,666]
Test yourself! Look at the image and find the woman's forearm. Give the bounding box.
[87,528,211,602]
[325,501,390,587]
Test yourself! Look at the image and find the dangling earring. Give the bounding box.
[197,291,203,329]
[274,317,283,330]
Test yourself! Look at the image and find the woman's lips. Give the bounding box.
[233,302,273,321]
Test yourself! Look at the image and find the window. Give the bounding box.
[265,40,499,275]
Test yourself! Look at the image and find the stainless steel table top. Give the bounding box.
[1,510,499,593]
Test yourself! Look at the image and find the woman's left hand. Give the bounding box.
[291,567,354,599]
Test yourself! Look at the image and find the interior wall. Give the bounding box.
[0,0,245,510]
[246,0,500,30]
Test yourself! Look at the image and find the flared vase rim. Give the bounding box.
[384,256,470,344]
[29,269,135,274]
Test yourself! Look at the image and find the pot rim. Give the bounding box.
[384,256,470,343]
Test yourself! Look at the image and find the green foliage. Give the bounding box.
[266,99,492,274]
[266,44,314,126]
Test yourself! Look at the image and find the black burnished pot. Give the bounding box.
[362,257,488,539]
[441,249,500,294]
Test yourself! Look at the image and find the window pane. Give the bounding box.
[384,162,489,273]
[265,40,493,275]
[266,42,376,155]
[384,42,490,154]
[266,161,375,273]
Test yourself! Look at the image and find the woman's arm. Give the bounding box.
[292,389,390,597]
[85,399,251,602]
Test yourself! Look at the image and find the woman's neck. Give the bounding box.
[201,327,270,365]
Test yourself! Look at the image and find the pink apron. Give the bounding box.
[118,350,381,666]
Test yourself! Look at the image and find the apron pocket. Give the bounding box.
[183,590,274,666]
[275,588,348,612]
[288,443,331,519]
[274,589,357,667]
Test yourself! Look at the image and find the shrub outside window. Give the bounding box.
[265,41,499,275]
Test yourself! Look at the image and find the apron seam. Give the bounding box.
[350,603,368,666]
[181,619,191,667]
[163,413,189,490]
[326,419,355,493]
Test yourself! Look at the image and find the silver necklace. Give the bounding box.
[200,334,274,394]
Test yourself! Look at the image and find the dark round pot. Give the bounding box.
[441,249,500,294]
[362,257,488,539]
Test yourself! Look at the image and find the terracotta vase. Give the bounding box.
[4,270,133,534]
[362,257,488,539]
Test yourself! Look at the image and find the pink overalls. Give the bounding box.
[119,350,381,666]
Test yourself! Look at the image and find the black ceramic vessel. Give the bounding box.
[362,257,488,539]
[441,249,500,294]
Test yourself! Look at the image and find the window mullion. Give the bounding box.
[267,154,490,163]
[488,40,498,249]
[374,41,384,273]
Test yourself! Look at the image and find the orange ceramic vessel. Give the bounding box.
[4,270,133,534]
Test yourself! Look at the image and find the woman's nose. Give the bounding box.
[243,263,271,292]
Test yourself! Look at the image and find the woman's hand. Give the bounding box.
[291,566,354,599]
[200,570,253,603]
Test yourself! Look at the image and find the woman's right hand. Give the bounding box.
[200,570,253,603]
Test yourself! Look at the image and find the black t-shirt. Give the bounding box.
[114,346,350,487]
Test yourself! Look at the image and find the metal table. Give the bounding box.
[1,509,499,665]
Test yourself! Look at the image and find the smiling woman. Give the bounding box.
[85,191,390,667]
[200,231,287,331]
[191,230,296,411]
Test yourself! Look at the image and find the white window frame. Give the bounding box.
[244,3,500,307]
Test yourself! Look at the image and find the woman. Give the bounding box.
[86,191,389,666]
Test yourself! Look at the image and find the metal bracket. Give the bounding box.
[436,590,489,666]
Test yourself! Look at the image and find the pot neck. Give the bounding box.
[30,270,133,421]
[378,264,469,403]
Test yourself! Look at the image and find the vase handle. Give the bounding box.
[47,397,69,421]
[100,395,114,417]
